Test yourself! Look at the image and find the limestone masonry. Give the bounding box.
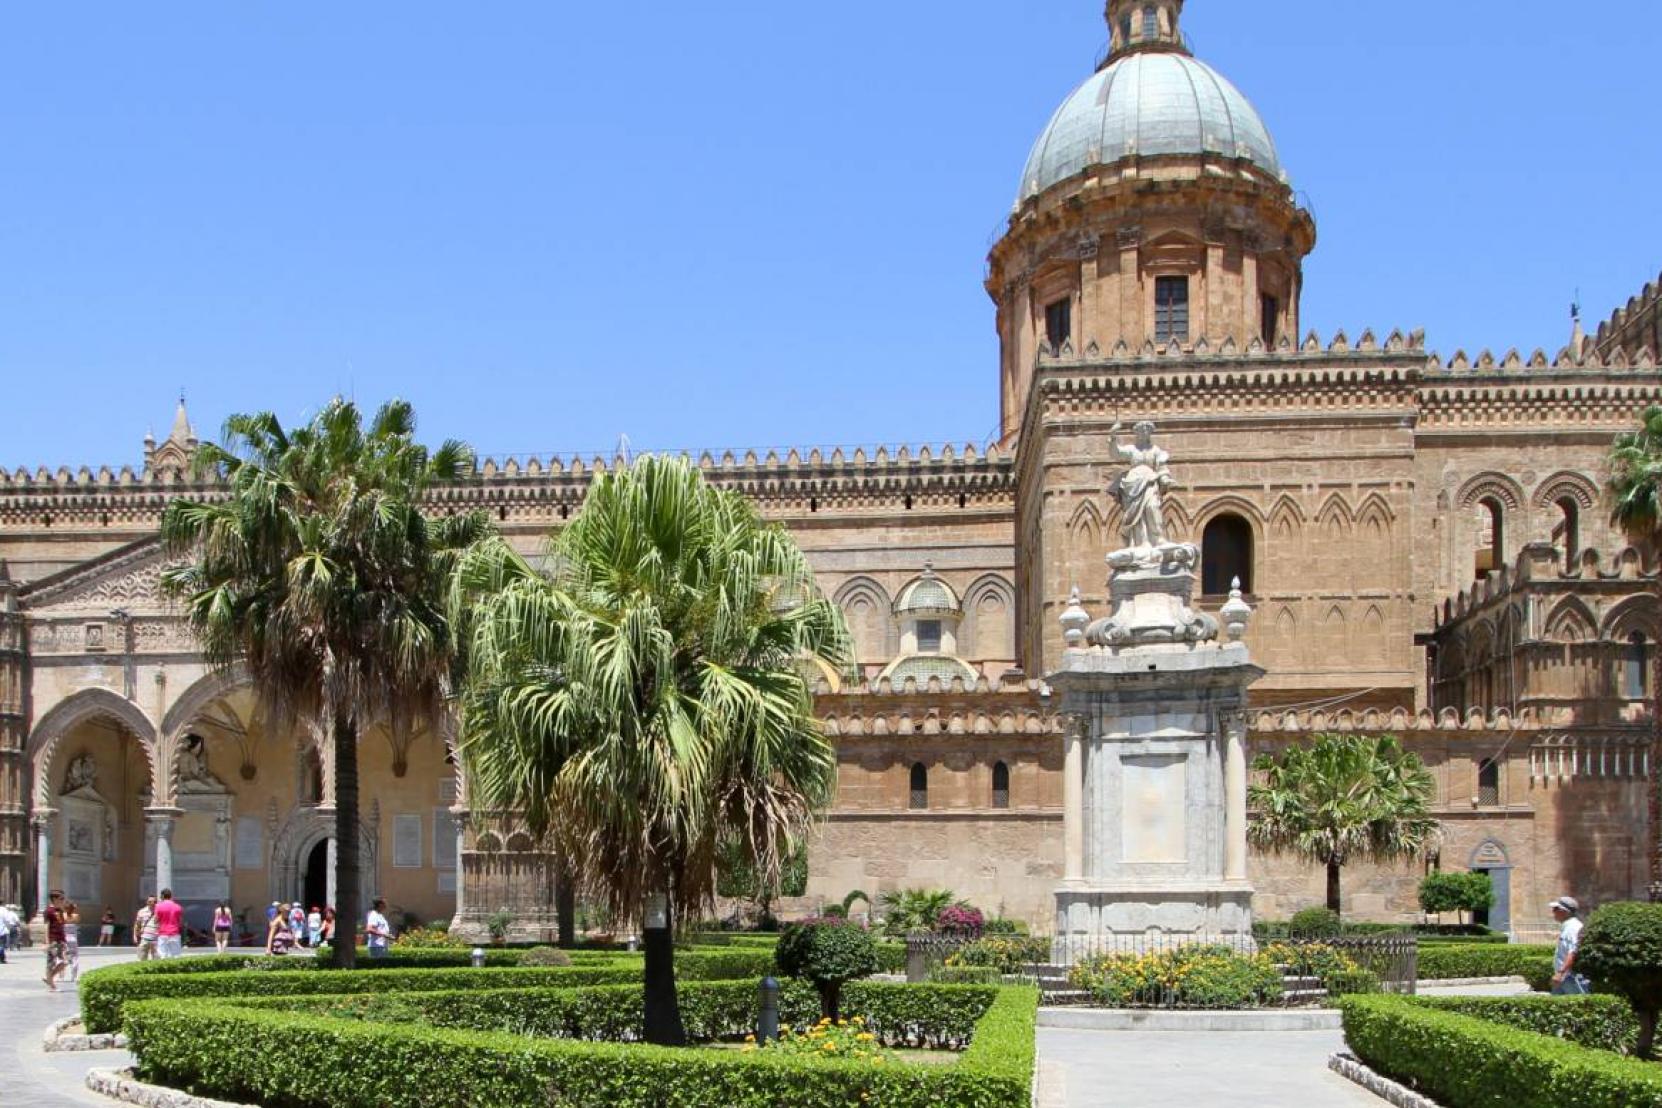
[2,0,1656,940]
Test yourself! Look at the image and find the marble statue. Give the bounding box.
[63,753,97,794]
[1107,421,1172,552]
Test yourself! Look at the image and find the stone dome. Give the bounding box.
[894,568,960,615]
[1017,51,1283,206]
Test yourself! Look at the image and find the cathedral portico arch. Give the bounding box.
[28,688,156,808]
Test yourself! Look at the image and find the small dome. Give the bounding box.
[894,568,960,615]
[883,655,979,687]
[1017,51,1283,205]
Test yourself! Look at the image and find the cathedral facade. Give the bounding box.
[3,0,1658,940]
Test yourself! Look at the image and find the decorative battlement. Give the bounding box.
[1249,704,1563,734]
[1594,267,1662,360]
[1435,543,1659,630]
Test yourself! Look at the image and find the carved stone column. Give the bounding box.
[1223,711,1249,883]
[32,809,54,921]
[146,807,183,895]
[1063,718,1085,881]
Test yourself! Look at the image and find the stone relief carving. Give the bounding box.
[63,753,97,794]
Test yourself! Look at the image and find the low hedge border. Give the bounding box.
[80,948,776,1035]
[1339,994,1662,1108]
[124,984,1039,1108]
[1416,943,1554,982]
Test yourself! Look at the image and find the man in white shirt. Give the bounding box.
[0,903,18,963]
[365,898,392,958]
[1550,895,1588,995]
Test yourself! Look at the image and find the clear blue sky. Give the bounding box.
[4,1,1659,468]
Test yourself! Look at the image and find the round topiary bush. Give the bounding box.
[518,946,573,967]
[1289,907,1342,938]
[775,917,883,1020]
[1576,901,1662,1058]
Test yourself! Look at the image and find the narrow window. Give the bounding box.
[1260,293,1279,348]
[1474,498,1503,575]
[917,619,943,653]
[1625,631,1649,699]
[1201,514,1253,595]
[1120,14,1133,47]
[909,763,929,810]
[1477,759,1500,807]
[1154,276,1189,344]
[1044,297,1072,351]
[992,762,1011,810]
[1553,497,1579,571]
[1142,6,1158,40]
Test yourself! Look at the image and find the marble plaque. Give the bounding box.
[437,871,457,894]
[432,809,457,870]
[1121,754,1187,863]
[235,817,265,870]
[393,814,423,869]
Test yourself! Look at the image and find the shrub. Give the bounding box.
[485,910,513,943]
[1578,901,1662,1058]
[937,905,985,938]
[1414,995,1639,1054]
[1288,907,1342,938]
[945,936,1052,975]
[1068,945,1283,1009]
[1261,941,1377,996]
[121,984,1039,1108]
[776,918,883,1020]
[758,1015,894,1065]
[930,966,1003,986]
[391,925,466,949]
[1417,943,1554,983]
[518,946,574,967]
[982,917,1028,936]
[1323,968,1381,997]
[1340,994,1662,1108]
[878,888,962,938]
[1418,872,1495,922]
[79,947,775,1034]
[874,940,906,975]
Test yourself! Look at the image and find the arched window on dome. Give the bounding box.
[909,763,929,810]
[1202,514,1253,596]
[1552,497,1579,572]
[1474,498,1504,576]
[992,762,1010,810]
[1155,276,1189,344]
[1119,14,1132,48]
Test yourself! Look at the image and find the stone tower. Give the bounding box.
[987,0,1316,443]
[0,562,25,907]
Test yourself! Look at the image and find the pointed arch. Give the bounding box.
[1602,596,1662,642]
[28,688,158,807]
[1544,597,1597,643]
[1456,473,1525,512]
[1162,499,1193,544]
[961,573,1016,662]
[1315,493,1353,540]
[1531,472,1598,513]
[1068,499,1104,568]
[1361,605,1387,666]
[832,576,896,665]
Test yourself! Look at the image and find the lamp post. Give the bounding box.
[470,946,486,968]
[757,976,780,1043]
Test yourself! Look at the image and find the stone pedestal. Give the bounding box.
[1050,548,1260,962]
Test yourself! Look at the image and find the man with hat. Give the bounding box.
[1549,896,1588,995]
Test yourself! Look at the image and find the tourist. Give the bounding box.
[1550,896,1589,995]
[366,898,392,958]
[288,903,306,947]
[306,905,323,948]
[321,906,336,945]
[43,890,67,992]
[63,902,82,982]
[213,902,234,953]
[153,888,185,959]
[267,900,279,925]
[99,906,116,946]
[266,902,294,955]
[0,901,18,963]
[134,896,158,961]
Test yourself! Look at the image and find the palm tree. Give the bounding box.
[1609,405,1662,895]
[452,453,847,1045]
[1248,733,1439,917]
[161,398,488,968]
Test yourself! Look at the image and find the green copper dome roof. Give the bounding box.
[1018,51,1283,205]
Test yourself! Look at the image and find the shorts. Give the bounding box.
[100,926,115,938]
[46,941,66,970]
[157,935,183,959]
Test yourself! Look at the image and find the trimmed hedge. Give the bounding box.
[124,983,1039,1107]
[1417,943,1554,981]
[81,948,776,1034]
[1412,995,1638,1054]
[1340,994,1662,1108]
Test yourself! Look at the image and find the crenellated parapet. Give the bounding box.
[816,679,1055,742]
[0,440,1017,531]
[1593,268,1662,365]
[1248,703,1562,735]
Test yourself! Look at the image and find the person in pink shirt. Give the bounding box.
[153,888,185,959]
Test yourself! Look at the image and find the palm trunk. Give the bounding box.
[556,857,576,948]
[1640,1007,1658,1061]
[1326,859,1342,917]
[332,711,359,970]
[641,890,685,1046]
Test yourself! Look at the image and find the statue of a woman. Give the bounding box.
[1107,421,1172,551]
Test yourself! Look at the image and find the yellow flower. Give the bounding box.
[823,1041,837,1051]
[857,1032,874,1042]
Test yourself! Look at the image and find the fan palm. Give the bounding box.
[1248,733,1439,917]
[452,453,847,1045]
[161,398,488,968]
[1609,404,1662,890]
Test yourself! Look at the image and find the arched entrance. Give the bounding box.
[302,840,329,913]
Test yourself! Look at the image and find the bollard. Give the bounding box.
[470,947,486,968]
[757,976,780,1043]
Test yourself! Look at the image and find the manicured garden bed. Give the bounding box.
[1416,942,1554,985]
[123,980,1038,1107]
[1340,994,1662,1108]
[79,947,776,1034]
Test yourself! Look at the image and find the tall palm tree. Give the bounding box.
[1609,404,1662,895]
[161,398,488,968]
[1248,733,1439,917]
[452,453,846,1045]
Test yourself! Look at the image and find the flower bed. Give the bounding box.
[1068,944,1284,1009]
[79,947,776,1034]
[1340,994,1662,1108]
[122,981,1038,1108]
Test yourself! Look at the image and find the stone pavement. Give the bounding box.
[0,945,140,1108]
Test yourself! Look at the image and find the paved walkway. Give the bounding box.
[0,945,140,1108]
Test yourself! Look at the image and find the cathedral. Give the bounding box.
[3,0,1659,942]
